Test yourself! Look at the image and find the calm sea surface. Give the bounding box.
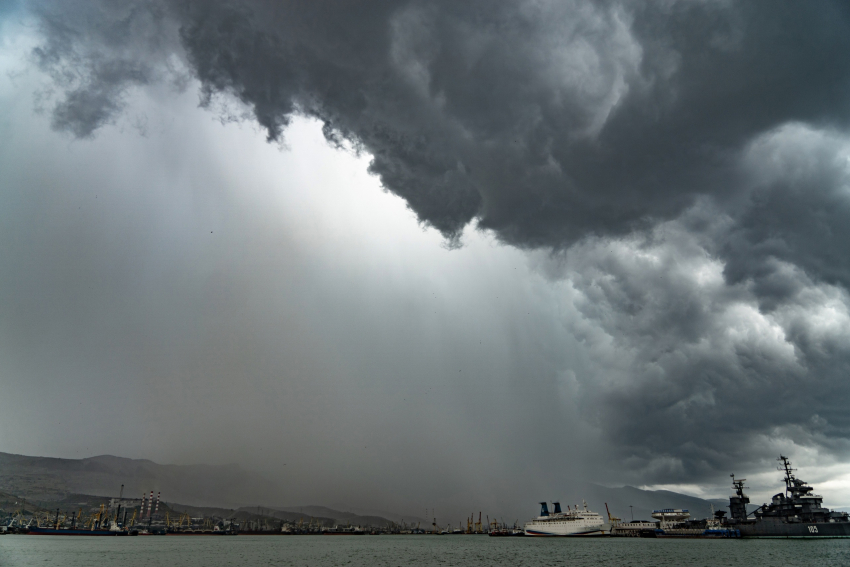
[2,535,850,567]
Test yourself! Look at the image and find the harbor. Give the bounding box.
[3,456,847,540]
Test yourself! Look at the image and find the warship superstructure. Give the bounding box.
[723,455,850,538]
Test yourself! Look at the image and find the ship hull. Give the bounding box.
[739,520,850,538]
[27,527,120,536]
[524,525,606,537]
[524,530,606,537]
[656,529,741,538]
[167,531,236,536]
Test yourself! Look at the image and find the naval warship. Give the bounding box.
[722,455,850,537]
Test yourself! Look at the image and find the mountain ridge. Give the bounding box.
[0,451,277,509]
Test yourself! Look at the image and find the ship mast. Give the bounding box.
[728,474,750,520]
[777,455,796,496]
[730,474,747,498]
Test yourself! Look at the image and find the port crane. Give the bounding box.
[177,512,191,529]
[604,503,621,527]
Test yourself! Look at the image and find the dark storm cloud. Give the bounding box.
[726,126,850,300]
[31,1,850,243]
[24,0,850,485]
[545,206,850,482]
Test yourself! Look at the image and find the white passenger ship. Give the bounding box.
[524,501,607,536]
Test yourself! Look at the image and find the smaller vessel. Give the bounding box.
[26,508,129,536]
[166,527,235,535]
[488,526,525,536]
[610,520,658,537]
[524,501,607,536]
[652,508,740,538]
[322,525,364,535]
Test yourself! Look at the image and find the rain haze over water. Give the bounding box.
[4,0,850,522]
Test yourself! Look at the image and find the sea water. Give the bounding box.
[2,535,850,566]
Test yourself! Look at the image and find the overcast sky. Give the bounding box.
[3,0,850,521]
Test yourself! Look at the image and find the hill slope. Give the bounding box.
[274,505,402,528]
[0,452,278,508]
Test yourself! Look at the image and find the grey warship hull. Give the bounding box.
[738,519,850,538]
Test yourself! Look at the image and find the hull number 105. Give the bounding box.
[808,526,819,534]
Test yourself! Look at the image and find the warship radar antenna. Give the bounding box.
[777,455,796,492]
[730,474,748,496]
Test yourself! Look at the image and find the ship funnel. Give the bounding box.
[553,502,562,514]
[539,502,550,517]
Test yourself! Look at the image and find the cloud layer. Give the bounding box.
[15,0,850,499]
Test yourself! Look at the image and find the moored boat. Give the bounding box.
[322,525,364,535]
[524,501,607,536]
[27,526,121,536]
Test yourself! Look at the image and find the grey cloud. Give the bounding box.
[543,210,850,483]
[166,1,850,248]
[724,125,850,304]
[518,120,850,484]
[31,0,181,137]
[29,1,850,248]
[21,0,850,490]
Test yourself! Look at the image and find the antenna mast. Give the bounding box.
[777,455,796,494]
